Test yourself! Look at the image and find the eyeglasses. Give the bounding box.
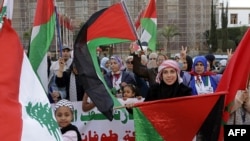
[149,58,156,60]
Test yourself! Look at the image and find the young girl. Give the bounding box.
[122,84,142,100]
[55,99,82,141]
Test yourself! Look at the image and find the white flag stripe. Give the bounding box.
[3,0,13,19]
[37,54,48,92]
[19,53,62,141]
[30,26,40,42]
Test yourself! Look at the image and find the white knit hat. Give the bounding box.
[54,99,74,112]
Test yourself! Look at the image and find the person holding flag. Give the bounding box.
[131,49,168,87]
[48,45,73,103]
[227,47,250,125]
[227,85,250,125]
[145,59,192,101]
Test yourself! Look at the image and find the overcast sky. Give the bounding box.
[228,0,250,7]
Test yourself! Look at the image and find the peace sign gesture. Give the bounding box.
[180,46,187,60]
[227,48,233,61]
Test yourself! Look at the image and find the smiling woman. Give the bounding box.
[145,60,192,101]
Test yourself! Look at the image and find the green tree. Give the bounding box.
[221,2,228,52]
[209,0,218,53]
[158,25,180,53]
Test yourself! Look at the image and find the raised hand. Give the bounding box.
[227,48,233,61]
[180,46,187,60]
[129,42,136,54]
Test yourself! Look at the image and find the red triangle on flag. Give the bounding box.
[143,0,156,18]
[87,3,137,42]
[134,92,226,140]
[216,28,250,140]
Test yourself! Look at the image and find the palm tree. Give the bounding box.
[158,25,181,53]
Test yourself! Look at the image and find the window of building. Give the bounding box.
[230,14,237,24]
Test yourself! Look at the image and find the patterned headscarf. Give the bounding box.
[155,60,183,84]
[55,99,74,113]
[110,55,125,70]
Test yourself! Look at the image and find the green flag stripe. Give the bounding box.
[29,14,55,72]
[88,37,131,107]
[141,18,157,51]
[133,107,163,141]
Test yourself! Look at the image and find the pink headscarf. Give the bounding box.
[155,60,183,84]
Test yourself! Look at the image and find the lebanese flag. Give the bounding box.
[0,0,13,27]
[28,0,55,92]
[74,2,137,120]
[0,18,62,141]
[140,0,157,51]
[216,28,250,140]
[133,92,226,141]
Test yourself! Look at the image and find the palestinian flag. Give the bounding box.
[74,2,137,121]
[134,8,144,30]
[28,0,55,92]
[133,92,226,141]
[140,0,157,51]
[216,28,250,140]
[0,18,62,141]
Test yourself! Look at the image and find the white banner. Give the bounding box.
[52,98,144,141]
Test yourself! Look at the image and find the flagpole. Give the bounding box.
[113,105,126,110]
[61,14,65,44]
[121,0,143,51]
[55,22,58,59]
[67,16,69,46]
[54,6,63,57]
[70,19,73,47]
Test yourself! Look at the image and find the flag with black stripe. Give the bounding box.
[74,2,137,121]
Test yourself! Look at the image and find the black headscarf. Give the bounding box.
[186,55,193,72]
[205,54,216,70]
[145,79,192,101]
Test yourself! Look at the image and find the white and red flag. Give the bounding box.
[0,1,62,140]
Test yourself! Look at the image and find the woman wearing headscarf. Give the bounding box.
[100,57,110,74]
[104,55,136,96]
[205,54,216,71]
[145,60,192,101]
[188,56,222,95]
[177,46,193,86]
[181,55,193,72]
[180,55,193,86]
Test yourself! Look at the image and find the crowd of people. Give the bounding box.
[47,44,250,141]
